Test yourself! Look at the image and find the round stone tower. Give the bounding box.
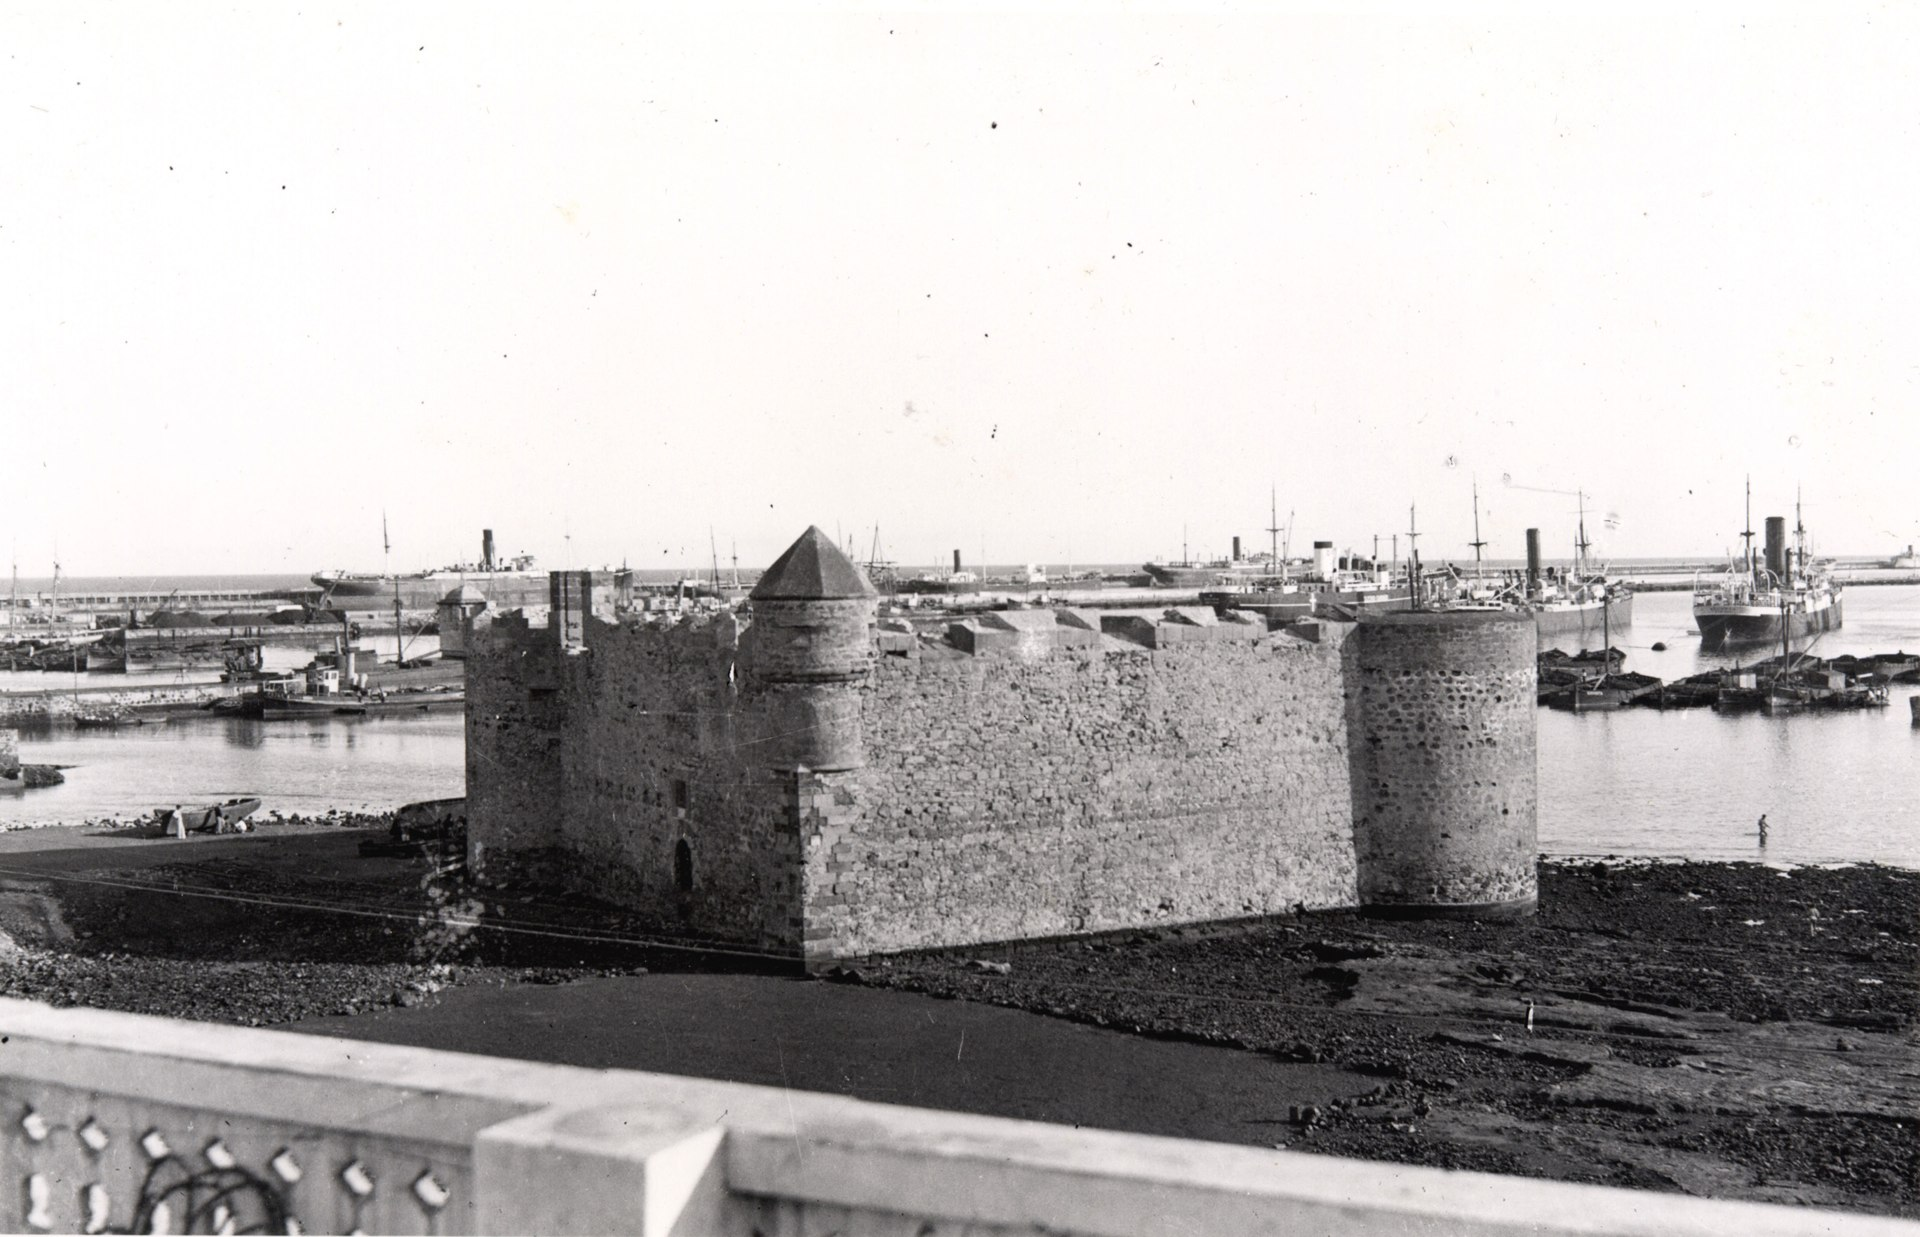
[1351,609,1537,918]
[745,526,878,771]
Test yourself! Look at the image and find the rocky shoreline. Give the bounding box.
[0,829,1910,1216]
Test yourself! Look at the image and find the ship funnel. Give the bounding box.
[1232,535,1242,560]
[1313,540,1335,578]
[1525,528,1541,590]
[953,549,962,573]
[1764,516,1787,578]
[482,529,495,572]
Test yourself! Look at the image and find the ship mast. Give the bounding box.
[1469,479,1487,575]
[1793,486,1807,581]
[1266,486,1281,572]
[1574,490,1591,580]
[1741,475,1756,584]
[1407,502,1422,610]
[387,516,406,668]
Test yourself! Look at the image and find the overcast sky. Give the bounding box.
[6,5,1919,576]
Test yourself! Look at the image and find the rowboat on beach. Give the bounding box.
[154,797,263,836]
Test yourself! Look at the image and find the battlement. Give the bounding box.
[465,529,1538,960]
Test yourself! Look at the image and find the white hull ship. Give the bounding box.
[311,529,549,608]
[1201,541,1414,620]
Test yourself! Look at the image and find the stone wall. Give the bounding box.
[468,607,1364,958]
[803,631,1358,957]
[0,684,232,726]
[550,615,804,947]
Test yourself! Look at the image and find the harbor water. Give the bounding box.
[1538,583,1920,869]
[4,586,1917,869]
[0,633,461,824]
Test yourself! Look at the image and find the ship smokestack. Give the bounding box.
[1525,528,1541,590]
[482,529,495,572]
[953,549,962,573]
[1232,535,1242,560]
[1313,540,1335,578]
[1764,516,1787,578]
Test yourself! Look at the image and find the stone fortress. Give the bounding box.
[464,527,1539,962]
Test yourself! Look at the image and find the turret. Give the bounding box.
[1350,610,1538,918]
[437,583,490,660]
[746,527,878,771]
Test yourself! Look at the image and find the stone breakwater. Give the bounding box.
[0,684,233,726]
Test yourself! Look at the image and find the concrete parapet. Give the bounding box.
[1095,612,1163,647]
[0,998,1884,1237]
[1351,610,1538,918]
[976,610,1100,658]
[1052,607,1101,631]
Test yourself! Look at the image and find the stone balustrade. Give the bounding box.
[0,998,1901,1236]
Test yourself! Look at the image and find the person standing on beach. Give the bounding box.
[1757,814,1769,847]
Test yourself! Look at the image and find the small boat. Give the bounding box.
[154,797,262,835]
[73,709,138,729]
[256,697,368,721]
[1542,671,1662,713]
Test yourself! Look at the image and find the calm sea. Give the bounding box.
[5,585,1917,868]
[1538,584,1920,868]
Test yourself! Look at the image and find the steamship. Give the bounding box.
[1142,533,1276,587]
[311,530,551,608]
[1200,541,1415,621]
[1431,494,1632,646]
[896,550,986,595]
[1692,490,1841,649]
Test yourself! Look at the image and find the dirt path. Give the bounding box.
[289,973,1369,1146]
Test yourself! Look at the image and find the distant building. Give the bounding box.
[435,584,490,660]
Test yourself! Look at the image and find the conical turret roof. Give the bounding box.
[750,526,877,600]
